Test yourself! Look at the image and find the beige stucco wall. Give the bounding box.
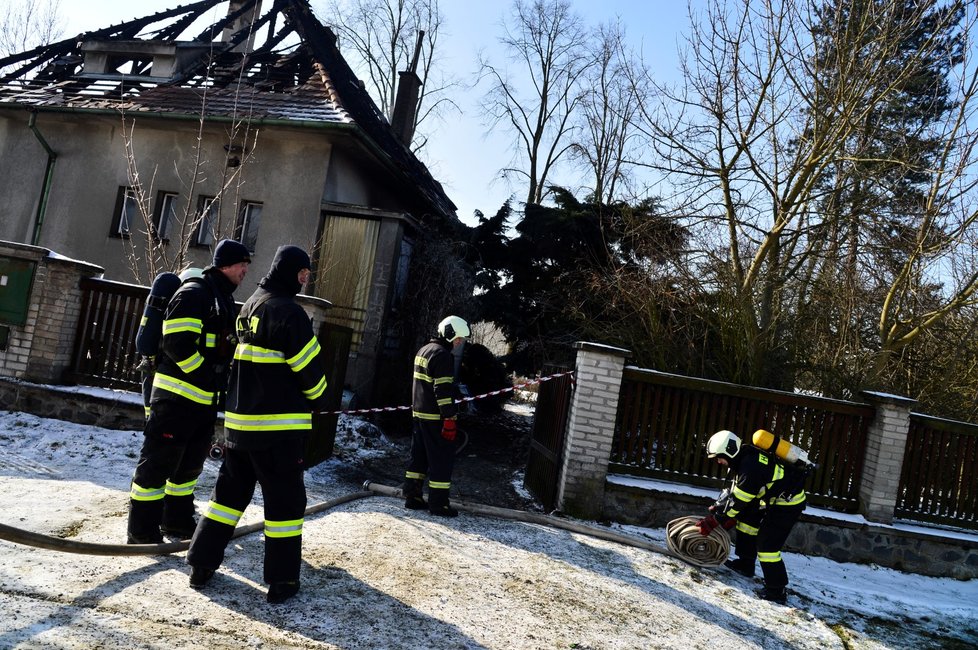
[0,109,335,296]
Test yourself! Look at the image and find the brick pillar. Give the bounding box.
[556,341,631,520]
[858,391,916,524]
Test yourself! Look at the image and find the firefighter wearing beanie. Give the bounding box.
[187,245,328,604]
[127,239,250,544]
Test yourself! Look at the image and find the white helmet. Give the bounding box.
[437,315,470,340]
[706,430,741,460]
[179,267,204,281]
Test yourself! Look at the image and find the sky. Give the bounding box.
[53,0,701,226]
[1,402,977,648]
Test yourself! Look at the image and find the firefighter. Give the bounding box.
[698,429,807,604]
[126,240,250,544]
[186,245,327,604]
[403,315,469,517]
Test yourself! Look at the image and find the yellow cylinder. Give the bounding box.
[751,429,810,466]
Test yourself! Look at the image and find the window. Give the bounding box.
[236,201,262,253]
[194,196,219,247]
[153,192,179,242]
[110,186,138,238]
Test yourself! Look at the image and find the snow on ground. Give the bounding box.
[0,409,976,649]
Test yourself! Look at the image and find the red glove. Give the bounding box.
[697,515,719,536]
[441,418,457,442]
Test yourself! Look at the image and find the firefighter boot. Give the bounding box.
[161,493,197,540]
[427,487,458,518]
[403,477,427,511]
[724,557,756,578]
[127,498,164,544]
[758,557,789,604]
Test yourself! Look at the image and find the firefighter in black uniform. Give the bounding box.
[187,245,327,604]
[403,315,470,517]
[698,429,807,604]
[127,239,250,544]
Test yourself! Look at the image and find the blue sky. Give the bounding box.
[60,0,699,224]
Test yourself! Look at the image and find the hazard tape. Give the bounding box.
[319,369,575,417]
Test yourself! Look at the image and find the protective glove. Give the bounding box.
[697,515,720,536]
[441,418,457,442]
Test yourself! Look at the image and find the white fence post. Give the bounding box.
[556,341,630,520]
[858,391,916,524]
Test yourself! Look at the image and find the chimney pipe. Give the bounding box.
[390,31,425,146]
[223,0,263,54]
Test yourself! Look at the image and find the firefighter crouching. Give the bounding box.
[698,429,808,604]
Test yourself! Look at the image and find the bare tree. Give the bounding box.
[571,20,643,205]
[323,0,457,151]
[628,0,978,394]
[480,0,593,206]
[0,0,62,70]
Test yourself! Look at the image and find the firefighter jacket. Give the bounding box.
[715,446,807,522]
[223,267,327,449]
[412,338,459,421]
[150,269,238,408]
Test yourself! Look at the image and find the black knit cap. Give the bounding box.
[212,239,252,268]
[260,245,312,295]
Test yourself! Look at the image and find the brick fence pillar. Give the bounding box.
[556,341,631,520]
[858,391,916,524]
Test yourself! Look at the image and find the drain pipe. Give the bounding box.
[27,110,58,246]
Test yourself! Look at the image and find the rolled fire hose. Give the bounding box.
[664,515,731,567]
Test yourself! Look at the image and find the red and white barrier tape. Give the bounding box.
[319,369,575,417]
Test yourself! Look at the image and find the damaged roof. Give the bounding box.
[0,0,456,219]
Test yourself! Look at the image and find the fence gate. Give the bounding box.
[523,368,574,511]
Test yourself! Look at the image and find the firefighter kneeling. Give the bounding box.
[698,429,809,604]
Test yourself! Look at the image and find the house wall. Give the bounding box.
[0,109,332,296]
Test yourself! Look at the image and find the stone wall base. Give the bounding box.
[604,481,978,580]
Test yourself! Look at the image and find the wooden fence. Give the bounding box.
[897,414,978,529]
[65,277,145,390]
[610,367,874,513]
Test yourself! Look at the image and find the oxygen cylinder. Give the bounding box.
[135,272,182,356]
[751,429,813,468]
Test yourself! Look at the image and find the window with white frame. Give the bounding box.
[154,192,179,241]
[111,186,139,238]
[195,196,219,247]
[236,201,262,253]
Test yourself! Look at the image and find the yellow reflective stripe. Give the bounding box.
[732,485,757,501]
[758,551,782,563]
[143,405,151,418]
[414,356,428,368]
[287,337,321,372]
[772,465,784,482]
[203,501,244,526]
[736,522,759,536]
[414,371,433,383]
[728,507,740,517]
[235,344,286,363]
[140,315,148,326]
[176,351,205,373]
[405,471,426,480]
[303,375,327,400]
[205,333,217,348]
[265,518,303,539]
[153,372,215,405]
[429,481,451,490]
[165,479,198,497]
[436,397,453,406]
[773,491,807,506]
[163,317,203,335]
[130,482,165,502]
[433,376,453,386]
[224,412,312,431]
[412,411,441,420]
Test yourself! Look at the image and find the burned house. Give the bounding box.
[0,0,463,403]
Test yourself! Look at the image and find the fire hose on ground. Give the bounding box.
[0,481,729,569]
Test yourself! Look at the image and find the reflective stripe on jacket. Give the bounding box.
[722,446,806,520]
[412,338,458,421]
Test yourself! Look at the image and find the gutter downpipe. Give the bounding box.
[28,110,57,246]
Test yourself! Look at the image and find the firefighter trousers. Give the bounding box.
[128,400,215,540]
[406,418,456,503]
[187,436,307,585]
[732,498,805,589]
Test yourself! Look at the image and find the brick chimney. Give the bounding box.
[390,31,424,146]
